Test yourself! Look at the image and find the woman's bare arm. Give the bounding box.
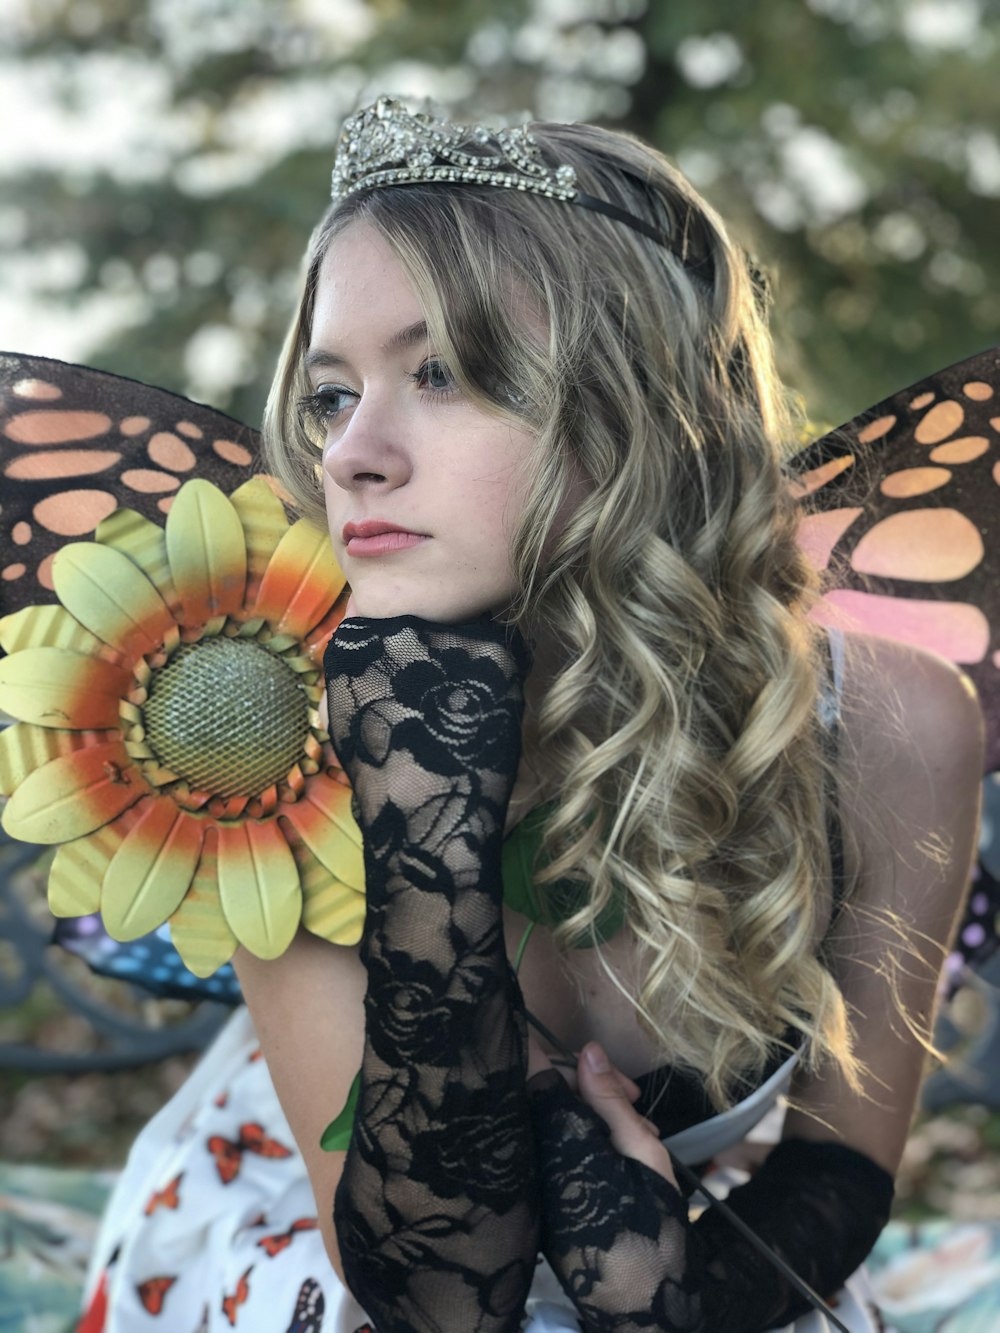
[233,929,367,1281]
[784,631,984,1168]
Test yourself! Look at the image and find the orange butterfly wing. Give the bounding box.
[238,1121,293,1160]
[257,1217,318,1257]
[137,1275,177,1316]
[207,1134,244,1185]
[144,1172,183,1215]
[221,1266,252,1326]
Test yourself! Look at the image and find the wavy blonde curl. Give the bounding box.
[263,116,860,1109]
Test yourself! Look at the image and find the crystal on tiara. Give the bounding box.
[330,96,579,205]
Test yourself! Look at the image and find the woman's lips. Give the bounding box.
[346,531,429,557]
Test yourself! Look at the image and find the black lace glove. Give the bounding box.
[324,614,538,1333]
[528,1072,894,1333]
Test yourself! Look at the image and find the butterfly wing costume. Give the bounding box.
[0,347,997,1333]
[2,346,997,991]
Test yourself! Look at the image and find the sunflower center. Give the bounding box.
[143,638,311,798]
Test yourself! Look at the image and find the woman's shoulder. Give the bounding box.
[833,628,983,767]
[830,627,984,912]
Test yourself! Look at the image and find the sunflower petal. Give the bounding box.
[48,819,131,917]
[300,851,365,945]
[0,722,106,797]
[1,741,147,843]
[0,605,107,658]
[218,820,301,959]
[96,506,180,617]
[53,542,174,658]
[169,832,237,977]
[0,648,130,728]
[101,799,204,940]
[253,519,346,638]
[229,478,289,605]
[280,773,364,887]
[302,601,348,665]
[167,480,247,623]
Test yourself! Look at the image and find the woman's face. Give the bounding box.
[308,220,539,623]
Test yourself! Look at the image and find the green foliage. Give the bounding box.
[4,0,998,434]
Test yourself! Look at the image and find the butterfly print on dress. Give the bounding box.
[257,1217,320,1258]
[144,1172,183,1214]
[137,1275,177,1316]
[206,1122,293,1185]
[286,1278,326,1333]
[221,1266,253,1326]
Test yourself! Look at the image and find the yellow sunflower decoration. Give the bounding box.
[0,476,364,976]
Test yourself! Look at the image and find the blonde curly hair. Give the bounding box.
[263,116,859,1108]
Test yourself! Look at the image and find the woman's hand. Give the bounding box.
[527,1035,677,1186]
[576,1043,679,1187]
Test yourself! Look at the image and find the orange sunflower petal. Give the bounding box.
[252,519,346,639]
[229,478,290,606]
[96,506,180,617]
[280,773,364,886]
[0,647,130,728]
[48,819,132,918]
[101,798,204,941]
[0,722,110,797]
[1,741,148,844]
[0,604,108,658]
[218,820,301,959]
[166,480,247,623]
[169,831,237,977]
[302,601,349,666]
[53,542,174,658]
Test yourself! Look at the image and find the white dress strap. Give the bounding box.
[817,625,847,730]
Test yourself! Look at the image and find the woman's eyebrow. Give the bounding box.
[304,319,429,372]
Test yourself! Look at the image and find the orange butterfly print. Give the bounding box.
[144,1172,183,1215]
[257,1217,320,1257]
[221,1266,253,1327]
[207,1122,293,1185]
[137,1275,177,1316]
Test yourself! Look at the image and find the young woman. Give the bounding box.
[85,99,983,1332]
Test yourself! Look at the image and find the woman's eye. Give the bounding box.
[298,386,355,426]
[412,359,457,394]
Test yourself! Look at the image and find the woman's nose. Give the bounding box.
[322,396,411,492]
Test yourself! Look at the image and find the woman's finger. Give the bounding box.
[576,1043,677,1185]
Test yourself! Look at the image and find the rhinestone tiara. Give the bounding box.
[330,96,674,251]
[332,96,577,203]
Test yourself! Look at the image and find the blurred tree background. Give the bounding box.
[2,0,999,437]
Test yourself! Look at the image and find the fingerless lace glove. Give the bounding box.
[325,614,538,1333]
[528,1071,894,1333]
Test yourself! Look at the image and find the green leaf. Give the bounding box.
[501,800,624,946]
[319,1072,360,1152]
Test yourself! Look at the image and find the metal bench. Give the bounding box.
[0,825,228,1075]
